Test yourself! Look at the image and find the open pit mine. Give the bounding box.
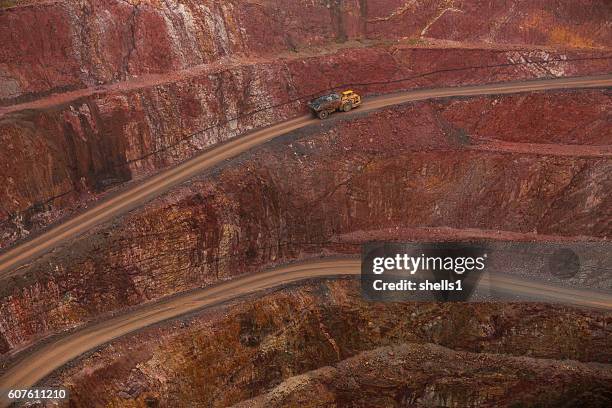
[0,0,611,407]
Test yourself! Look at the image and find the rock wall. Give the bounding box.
[367,0,612,48]
[1,90,609,356]
[1,47,610,248]
[1,0,610,247]
[238,344,612,407]
[2,0,610,103]
[45,279,612,407]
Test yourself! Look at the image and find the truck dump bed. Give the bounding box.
[307,93,341,112]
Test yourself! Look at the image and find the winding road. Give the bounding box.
[1,74,611,277]
[1,258,611,405]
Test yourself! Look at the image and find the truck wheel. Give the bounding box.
[342,102,352,112]
[318,110,330,120]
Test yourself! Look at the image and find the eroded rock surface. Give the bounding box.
[44,279,612,407]
[2,0,611,248]
[2,0,610,103]
[2,47,609,247]
[1,2,611,400]
[1,91,609,357]
[236,343,612,407]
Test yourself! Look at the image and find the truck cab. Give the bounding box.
[340,90,361,111]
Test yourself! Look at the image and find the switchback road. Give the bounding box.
[1,258,611,406]
[1,75,611,276]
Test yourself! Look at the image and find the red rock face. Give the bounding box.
[0,0,609,397]
[369,0,612,47]
[0,91,609,356]
[1,46,610,248]
[0,3,77,101]
[438,89,612,145]
[1,0,610,248]
[1,0,610,103]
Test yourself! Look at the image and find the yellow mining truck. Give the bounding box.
[307,90,362,119]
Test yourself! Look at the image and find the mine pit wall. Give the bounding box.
[240,341,611,408]
[1,48,611,249]
[45,280,612,407]
[1,0,610,104]
[0,91,610,357]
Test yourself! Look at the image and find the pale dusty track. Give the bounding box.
[1,75,611,277]
[469,139,612,157]
[0,258,610,405]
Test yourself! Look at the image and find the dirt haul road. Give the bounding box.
[1,75,611,277]
[1,258,611,405]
